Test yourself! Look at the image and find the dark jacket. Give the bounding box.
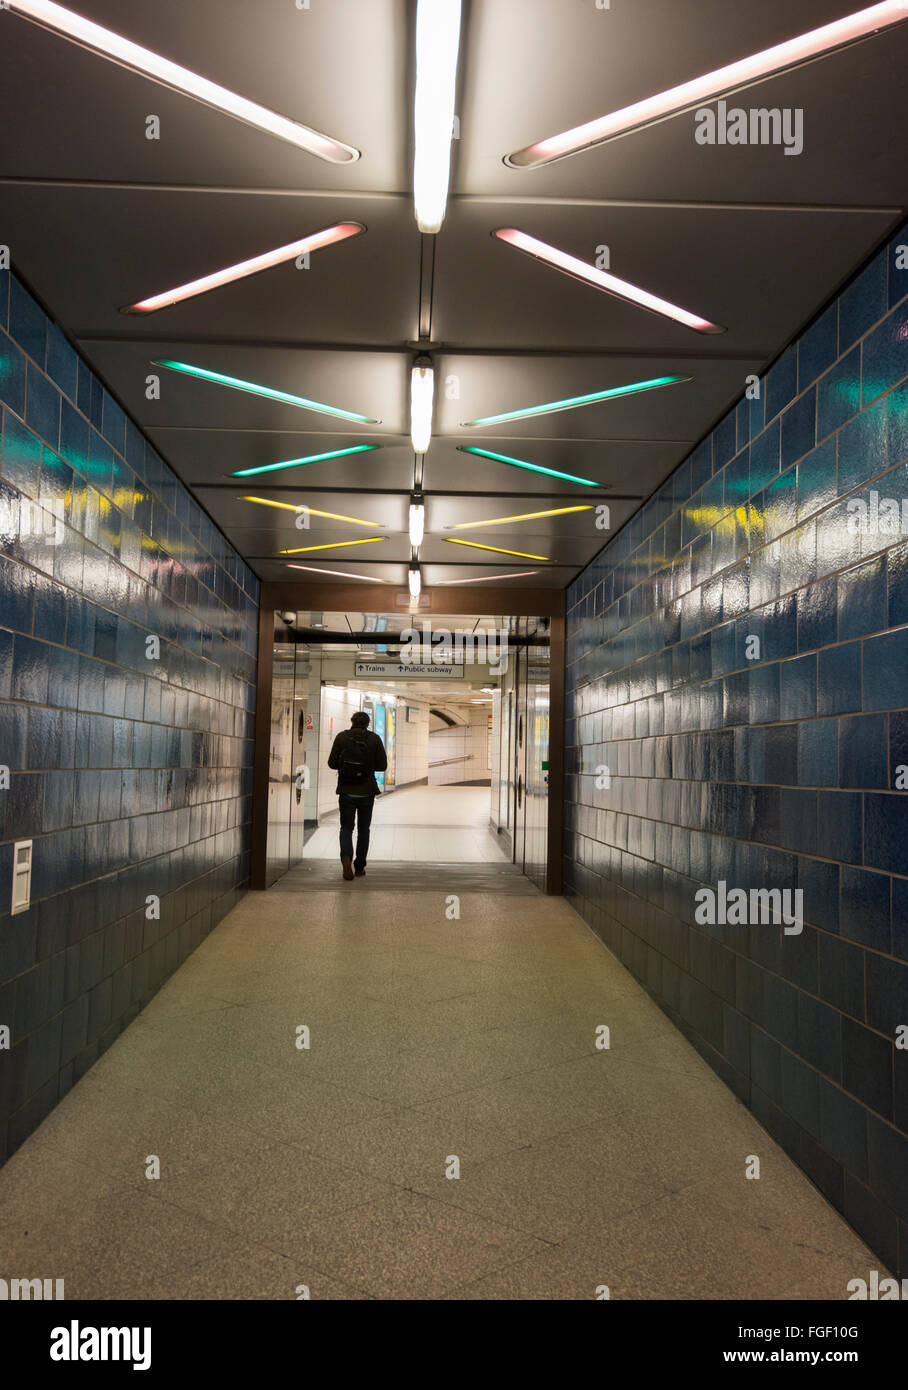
[327,727,387,796]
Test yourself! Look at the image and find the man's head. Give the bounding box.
[351,711,370,730]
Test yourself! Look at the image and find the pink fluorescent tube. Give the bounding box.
[122,223,366,314]
[506,1,908,166]
[494,228,724,333]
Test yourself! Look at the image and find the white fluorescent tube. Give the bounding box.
[506,1,908,166]
[7,0,360,161]
[408,498,426,548]
[124,223,365,314]
[286,564,385,582]
[408,566,422,599]
[410,362,435,454]
[494,228,724,334]
[413,0,462,231]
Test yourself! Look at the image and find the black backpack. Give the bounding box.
[338,729,374,787]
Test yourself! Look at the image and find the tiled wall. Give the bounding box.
[0,271,259,1163]
[565,225,908,1276]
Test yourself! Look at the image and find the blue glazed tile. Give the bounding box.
[798,301,838,391]
[890,381,908,465]
[45,324,78,403]
[763,467,797,543]
[0,701,28,768]
[817,345,861,441]
[796,992,842,1080]
[817,790,862,865]
[59,398,90,475]
[750,418,781,495]
[817,930,861,1014]
[839,254,888,355]
[889,711,908,790]
[842,1018,892,1118]
[797,436,837,522]
[799,855,839,933]
[89,375,103,430]
[819,1080,868,1180]
[864,792,908,876]
[9,277,46,365]
[765,346,797,424]
[11,633,50,703]
[760,595,797,662]
[779,653,816,720]
[101,390,126,454]
[863,627,908,710]
[862,300,908,407]
[817,641,862,716]
[779,788,816,854]
[798,718,837,786]
[1,410,42,496]
[837,557,886,642]
[839,712,888,790]
[764,723,798,784]
[748,662,779,726]
[780,1048,819,1136]
[866,953,908,1040]
[780,387,816,472]
[0,268,8,331]
[840,864,891,951]
[837,395,888,497]
[797,575,837,652]
[25,367,60,450]
[888,541,908,627]
[0,332,27,416]
[866,1115,908,1223]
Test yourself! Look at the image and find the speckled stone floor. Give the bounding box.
[0,887,885,1299]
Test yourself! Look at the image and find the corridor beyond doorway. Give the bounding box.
[306,785,508,864]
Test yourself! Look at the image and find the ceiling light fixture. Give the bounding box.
[457,445,601,488]
[241,497,380,527]
[445,539,550,561]
[493,229,724,334]
[451,504,592,529]
[280,537,387,554]
[154,360,380,423]
[286,564,386,582]
[461,375,688,428]
[6,0,361,161]
[409,564,422,599]
[506,1,908,166]
[123,223,365,314]
[231,445,378,478]
[436,570,540,584]
[410,358,435,454]
[409,492,426,547]
[413,0,462,231]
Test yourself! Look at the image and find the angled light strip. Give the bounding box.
[507,1,908,167]
[241,497,381,527]
[286,564,386,582]
[494,229,723,334]
[461,375,688,428]
[124,223,365,314]
[154,361,380,424]
[436,570,540,584]
[280,537,386,554]
[458,445,601,489]
[451,504,592,529]
[231,445,378,478]
[414,0,462,232]
[445,538,550,561]
[7,0,360,161]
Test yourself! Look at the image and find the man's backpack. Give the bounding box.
[338,729,374,787]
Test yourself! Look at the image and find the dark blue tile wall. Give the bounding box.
[0,272,259,1162]
[565,224,908,1277]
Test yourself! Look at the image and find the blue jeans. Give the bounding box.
[339,794,375,871]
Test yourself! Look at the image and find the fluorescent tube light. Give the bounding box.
[493,229,724,334]
[286,564,386,582]
[231,445,378,478]
[461,376,688,427]
[506,1,908,166]
[445,539,550,561]
[408,565,422,599]
[451,504,591,529]
[410,359,435,453]
[436,571,540,584]
[414,0,462,231]
[280,537,387,554]
[457,445,601,488]
[124,223,365,314]
[241,497,380,527]
[409,493,426,547]
[154,360,380,423]
[7,0,360,161]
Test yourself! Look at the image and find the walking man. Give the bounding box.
[327,710,388,880]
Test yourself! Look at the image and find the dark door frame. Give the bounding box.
[252,581,566,894]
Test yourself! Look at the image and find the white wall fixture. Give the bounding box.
[12,840,33,915]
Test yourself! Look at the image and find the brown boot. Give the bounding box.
[341,857,354,880]
[355,867,366,877]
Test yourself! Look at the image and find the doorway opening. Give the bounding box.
[262,609,551,891]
